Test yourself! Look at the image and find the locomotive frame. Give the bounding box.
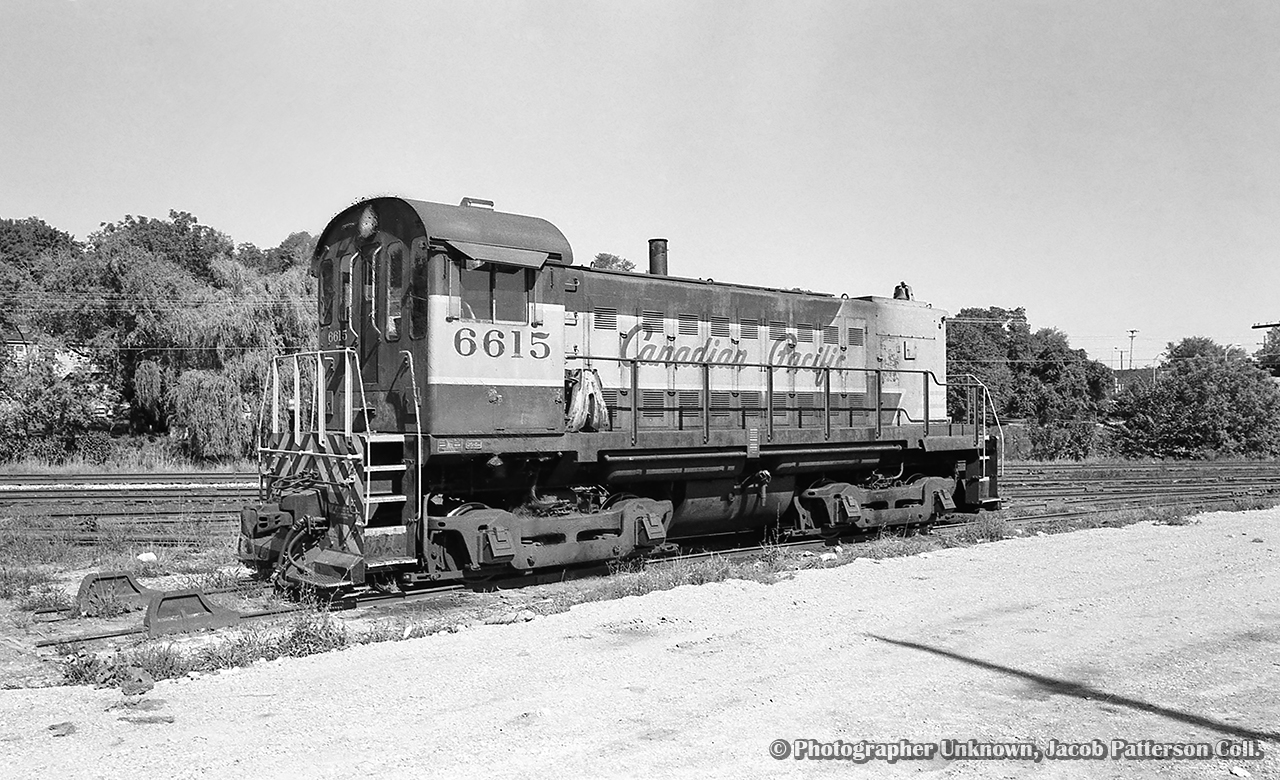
[239,196,1001,591]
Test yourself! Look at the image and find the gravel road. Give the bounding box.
[2,509,1278,779]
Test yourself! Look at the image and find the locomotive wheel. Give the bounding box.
[602,492,639,510]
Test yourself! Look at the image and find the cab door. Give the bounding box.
[427,243,565,435]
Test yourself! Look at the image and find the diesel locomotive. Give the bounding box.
[239,196,1001,591]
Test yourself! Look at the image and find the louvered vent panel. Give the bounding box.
[822,325,839,344]
[642,311,664,333]
[848,327,865,347]
[797,325,814,343]
[796,392,816,408]
[740,391,762,408]
[710,316,731,338]
[740,319,759,339]
[710,392,733,409]
[678,390,701,408]
[594,307,617,330]
[770,321,789,341]
[601,389,619,408]
[678,314,699,336]
[641,390,666,418]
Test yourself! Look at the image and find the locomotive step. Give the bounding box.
[361,433,406,443]
[364,464,407,473]
[365,494,407,504]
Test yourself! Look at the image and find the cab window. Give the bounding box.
[385,242,405,341]
[409,243,430,340]
[318,255,334,326]
[458,261,529,323]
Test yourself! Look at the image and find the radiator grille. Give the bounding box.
[594,307,617,330]
[678,313,699,336]
[642,311,664,334]
[641,390,666,418]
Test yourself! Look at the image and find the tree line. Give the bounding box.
[0,211,315,462]
[949,307,1280,459]
[0,220,1277,463]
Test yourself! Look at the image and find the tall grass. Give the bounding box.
[0,434,254,475]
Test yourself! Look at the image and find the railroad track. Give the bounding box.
[1,463,1278,546]
[0,471,256,531]
[29,475,1280,649]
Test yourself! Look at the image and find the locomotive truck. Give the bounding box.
[239,196,1000,591]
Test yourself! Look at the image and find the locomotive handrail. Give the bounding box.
[956,373,1004,477]
[264,348,370,440]
[565,354,1000,449]
[399,350,426,561]
[366,246,385,340]
[342,252,359,346]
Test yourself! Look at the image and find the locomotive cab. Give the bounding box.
[242,197,576,588]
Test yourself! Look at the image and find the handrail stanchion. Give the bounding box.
[823,368,831,440]
[701,363,710,444]
[271,359,280,435]
[874,370,883,439]
[315,352,325,442]
[766,366,775,442]
[292,357,301,439]
[629,359,639,446]
[400,350,426,552]
[343,351,353,438]
[923,371,930,437]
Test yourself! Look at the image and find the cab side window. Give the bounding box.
[457,261,529,323]
[459,264,490,322]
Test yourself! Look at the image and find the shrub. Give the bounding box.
[23,436,68,465]
[75,430,114,464]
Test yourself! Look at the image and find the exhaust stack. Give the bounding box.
[648,238,668,275]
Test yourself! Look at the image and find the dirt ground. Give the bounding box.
[0,509,1277,779]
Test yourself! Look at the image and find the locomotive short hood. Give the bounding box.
[313,196,574,268]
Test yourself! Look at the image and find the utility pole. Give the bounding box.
[1127,329,1138,371]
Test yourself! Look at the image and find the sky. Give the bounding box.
[2,0,1277,368]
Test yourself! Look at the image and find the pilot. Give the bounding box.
[893,281,913,300]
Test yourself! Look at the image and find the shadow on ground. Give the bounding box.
[868,634,1280,744]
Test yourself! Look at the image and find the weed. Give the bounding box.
[16,585,70,612]
[125,643,193,681]
[946,514,1009,545]
[0,528,76,568]
[192,625,276,669]
[176,568,242,592]
[60,650,111,686]
[0,567,52,599]
[277,609,350,657]
[854,535,937,560]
